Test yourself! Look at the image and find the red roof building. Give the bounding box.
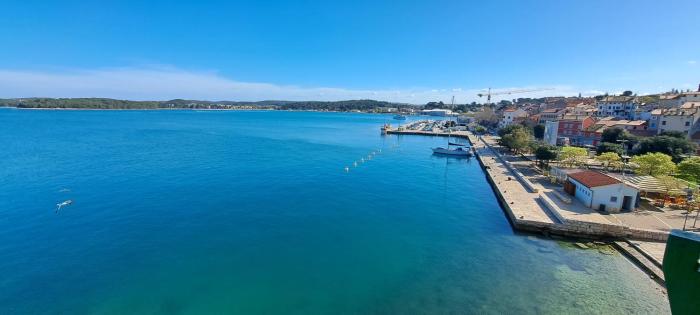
[568,171,621,188]
[566,170,639,212]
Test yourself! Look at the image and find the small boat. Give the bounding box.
[393,114,407,120]
[432,141,472,157]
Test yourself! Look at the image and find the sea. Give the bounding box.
[0,109,669,314]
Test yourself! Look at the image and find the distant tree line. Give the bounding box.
[0,98,414,111]
[277,100,411,111]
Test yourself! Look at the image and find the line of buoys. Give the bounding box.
[345,148,384,173]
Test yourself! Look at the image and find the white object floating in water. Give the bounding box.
[353,162,358,167]
[344,167,349,172]
[360,158,365,163]
[55,200,73,213]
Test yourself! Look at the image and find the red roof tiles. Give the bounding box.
[568,171,621,188]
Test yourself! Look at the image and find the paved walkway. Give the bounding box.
[476,135,700,265]
[472,137,556,224]
[506,157,615,225]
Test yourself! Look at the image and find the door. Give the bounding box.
[622,196,633,211]
[564,181,575,195]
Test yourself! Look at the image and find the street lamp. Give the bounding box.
[684,187,694,231]
[617,139,631,177]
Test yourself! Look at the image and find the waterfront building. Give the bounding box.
[632,107,654,121]
[498,108,527,128]
[565,170,639,213]
[581,118,648,146]
[556,115,595,146]
[649,106,700,136]
[569,103,597,116]
[595,96,639,120]
[537,108,565,124]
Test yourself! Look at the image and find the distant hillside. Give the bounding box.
[0,98,410,111]
[0,98,163,109]
[278,100,410,111]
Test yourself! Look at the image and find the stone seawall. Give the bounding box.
[468,133,669,242]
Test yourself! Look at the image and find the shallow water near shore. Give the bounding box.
[0,109,669,314]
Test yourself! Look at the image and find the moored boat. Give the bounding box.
[432,141,472,156]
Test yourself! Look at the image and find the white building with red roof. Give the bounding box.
[565,170,639,213]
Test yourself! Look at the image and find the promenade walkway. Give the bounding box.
[474,139,556,224]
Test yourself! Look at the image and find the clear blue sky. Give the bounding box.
[0,0,698,103]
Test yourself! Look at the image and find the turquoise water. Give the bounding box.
[0,109,668,314]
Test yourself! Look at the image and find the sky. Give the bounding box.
[0,0,698,104]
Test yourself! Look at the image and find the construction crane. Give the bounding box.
[477,87,554,105]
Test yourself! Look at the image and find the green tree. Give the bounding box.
[601,127,634,144]
[535,145,558,167]
[595,152,621,171]
[533,124,545,139]
[499,128,530,153]
[498,124,527,137]
[630,152,676,176]
[677,156,700,183]
[635,135,697,162]
[596,142,624,156]
[658,130,686,139]
[559,146,588,168]
[622,90,633,96]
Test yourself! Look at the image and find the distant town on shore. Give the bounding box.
[0,87,697,114]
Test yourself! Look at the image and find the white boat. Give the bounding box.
[432,141,472,156]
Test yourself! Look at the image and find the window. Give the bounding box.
[686,121,691,126]
[610,196,617,202]
[662,121,667,125]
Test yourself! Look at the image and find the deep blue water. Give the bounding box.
[0,109,668,314]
